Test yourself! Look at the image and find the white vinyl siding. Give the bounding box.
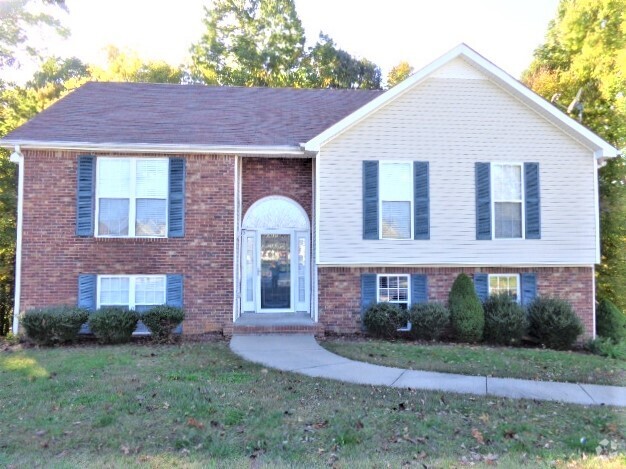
[380,162,412,239]
[317,60,597,265]
[492,163,523,239]
[96,158,168,237]
[98,275,166,309]
[377,274,409,309]
[488,274,520,302]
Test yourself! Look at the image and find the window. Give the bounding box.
[488,274,520,301]
[96,158,168,237]
[377,274,409,309]
[98,275,166,311]
[492,163,523,239]
[380,162,412,239]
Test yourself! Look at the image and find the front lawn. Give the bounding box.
[1,341,624,467]
[322,337,626,386]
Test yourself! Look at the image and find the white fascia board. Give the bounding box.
[0,139,305,156]
[305,43,619,159]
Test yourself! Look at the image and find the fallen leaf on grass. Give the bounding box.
[471,428,485,445]
[355,420,364,430]
[503,430,518,440]
[187,418,204,429]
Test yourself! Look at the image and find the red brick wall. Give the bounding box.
[241,158,313,220]
[19,150,236,334]
[318,266,595,338]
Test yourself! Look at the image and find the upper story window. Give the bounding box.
[96,158,168,237]
[488,274,520,302]
[492,163,523,239]
[377,274,409,309]
[380,162,412,239]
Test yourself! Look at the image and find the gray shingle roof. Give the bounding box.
[3,82,383,148]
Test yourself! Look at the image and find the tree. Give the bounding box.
[90,46,184,84]
[523,0,626,311]
[190,0,381,89]
[387,61,413,88]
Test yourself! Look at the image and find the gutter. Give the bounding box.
[0,140,306,156]
[9,145,23,335]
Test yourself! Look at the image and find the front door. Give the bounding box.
[260,233,291,311]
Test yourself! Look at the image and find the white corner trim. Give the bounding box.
[10,146,24,334]
[304,43,619,159]
[0,140,305,156]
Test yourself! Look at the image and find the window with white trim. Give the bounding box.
[98,275,166,311]
[492,163,523,239]
[96,158,168,237]
[488,274,520,302]
[380,162,412,239]
[377,274,409,309]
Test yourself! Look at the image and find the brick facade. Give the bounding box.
[318,266,595,338]
[20,150,236,334]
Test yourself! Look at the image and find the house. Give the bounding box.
[2,44,618,338]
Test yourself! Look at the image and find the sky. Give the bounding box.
[16,0,561,83]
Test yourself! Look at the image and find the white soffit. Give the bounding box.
[304,43,619,159]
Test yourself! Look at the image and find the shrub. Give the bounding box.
[482,293,528,345]
[88,307,139,344]
[22,306,89,345]
[142,305,185,343]
[587,337,626,361]
[596,298,626,343]
[528,297,583,350]
[363,303,404,339]
[406,303,450,341]
[448,273,484,343]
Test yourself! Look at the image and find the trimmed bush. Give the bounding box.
[22,306,89,345]
[596,298,626,343]
[406,303,450,341]
[88,307,139,344]
[528,297,583,350]
[142,305,185,343]
[448,274,484,343]
[363,303,404,339]
[587,337,626,361]
[483,293,528,345]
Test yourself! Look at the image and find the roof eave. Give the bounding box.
[305,43,619,159]
[0,139,306,156]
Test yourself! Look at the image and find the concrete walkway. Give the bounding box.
[230,334,626,407]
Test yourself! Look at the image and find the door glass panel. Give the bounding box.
[298,237,306,303]
[260,234,291,309]
[245,236,254,302]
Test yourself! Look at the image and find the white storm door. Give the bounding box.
[258,232,293,312]
[241,230,256,312]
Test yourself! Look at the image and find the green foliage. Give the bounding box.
[482,293,528,345]
[90,46,183,84]
[527,297,583,350]
[387,61,414,88]
[190,0,380,89]
[88,307,139,344]
[141,305,184,343]
[363,303,404,339]
[406,302,449,341]
[0,282,12,335]
[596,297,626,342]
[586,337,626,360]
[21,305,88,345]
[448,274,484,343]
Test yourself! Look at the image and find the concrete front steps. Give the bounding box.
[228,313,324,336]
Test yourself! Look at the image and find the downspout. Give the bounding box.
[9,145,23,335]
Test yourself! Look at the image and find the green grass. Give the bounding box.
[322,338,626,386]
[0,342,625,468]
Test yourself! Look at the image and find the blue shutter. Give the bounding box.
[411,274,428,304]
[168,158,186,238]
[361,273,377,319]
[475,163,491,240]
[474,273,488,302]
[363,161,379,240]
[524,163,540,239]
[78,274,96,334]
[413,162,430,240]
[167,274,184,334]
[76,155,95,236]
[521,273,537,307]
